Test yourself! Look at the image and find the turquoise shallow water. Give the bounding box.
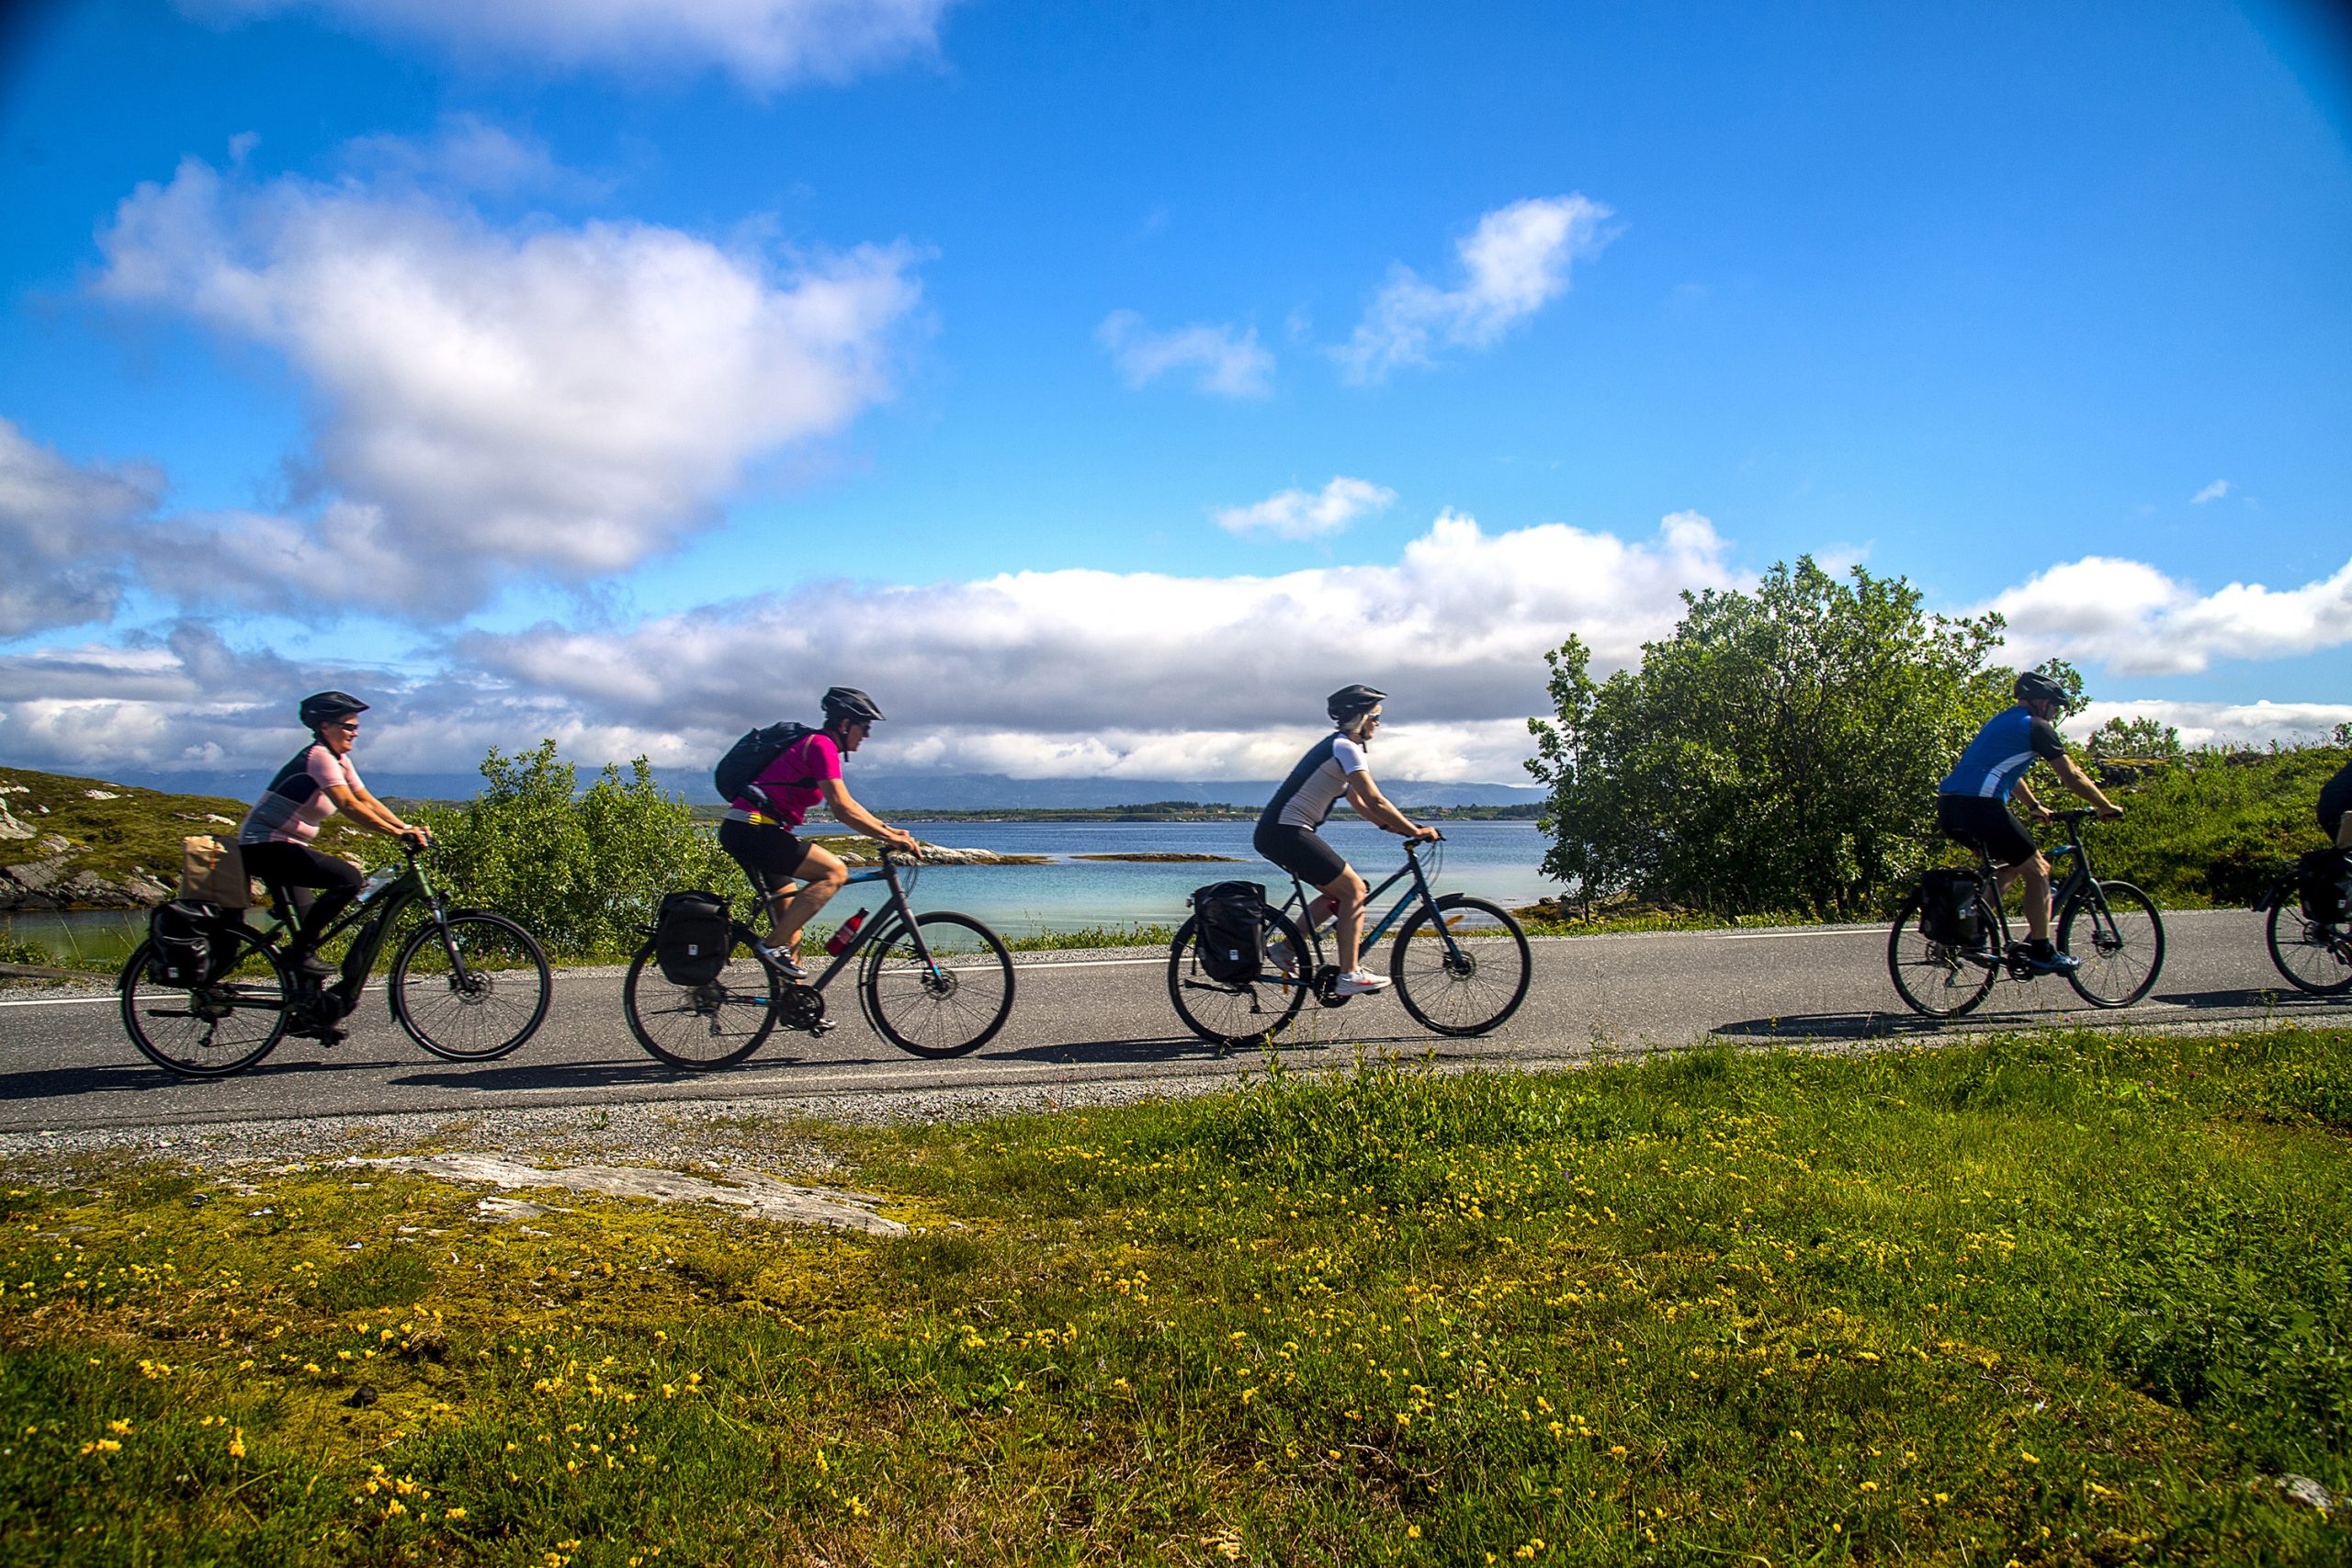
[1,820,1559,952]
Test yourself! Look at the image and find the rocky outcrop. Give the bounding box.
[0,833,173,910]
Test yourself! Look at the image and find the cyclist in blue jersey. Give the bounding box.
[1254,684,1440,997]
[1936,671,2121,974]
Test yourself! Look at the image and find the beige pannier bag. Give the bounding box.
[179,836,254,909]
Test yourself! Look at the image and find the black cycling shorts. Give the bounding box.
[1253,821,1350,888]
[1936,795,2036,867]
[718,818,810,904]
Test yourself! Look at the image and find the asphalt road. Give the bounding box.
[2,909,2345,1135]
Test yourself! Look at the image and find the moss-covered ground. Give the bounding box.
[4,1029,2349,1563]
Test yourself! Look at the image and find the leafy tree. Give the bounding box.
[2086,715,2184,761]
[402,741,736,959]
[1525,558,2024,919]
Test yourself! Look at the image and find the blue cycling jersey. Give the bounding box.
[1939,705,2065,800]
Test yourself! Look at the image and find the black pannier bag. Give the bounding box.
[713,722,815,807]
[653,891,731,986]
[1917,868,1984,948]
[1191,881,1269,984]
[146,899,223,987]
[2296,847,2352,925]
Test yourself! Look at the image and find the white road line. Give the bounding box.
[1717,929,1884,941]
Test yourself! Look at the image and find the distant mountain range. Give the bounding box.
[107,766,1544,812]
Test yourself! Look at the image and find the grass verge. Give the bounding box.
[4,1027,2349,1563]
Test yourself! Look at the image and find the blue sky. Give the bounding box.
[1,0,2347,785]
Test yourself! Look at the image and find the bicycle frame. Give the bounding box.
[1964,811,2111,965]
[1270,839,1464,986]
[786,852,945,993]
[254,850,453,1015]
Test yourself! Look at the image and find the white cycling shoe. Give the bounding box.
[1332,969,1391,997]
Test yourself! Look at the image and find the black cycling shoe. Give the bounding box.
[2011,942,2081,976]
[290,950,338,980]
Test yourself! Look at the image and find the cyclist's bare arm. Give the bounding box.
[820,778,922,858]
[1343,773,1439,840]
[2051,755,2122,818]
[327,783,429,842]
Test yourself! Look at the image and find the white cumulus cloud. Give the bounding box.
[2068,699,2352,750]
[2189,479,2231,504]
[95,152,922,617]
[0,419,162,637]
[1214,476,1396,541]
[1096,310,1274,399]
[1981,553,2352,676]
[1336,195,1614,384]
[184,0,956,86]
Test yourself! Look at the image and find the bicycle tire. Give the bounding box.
[2059,880,2164,1008]
[390,911,553,1061]
[861,911,1015,1058]
[1885,886,1999,1019]
[2265,897,2352,996]
[623,925,779,1069]
[1167,908,1310,1047]
[1389,895,1532,1036]
[119,929,291,1077]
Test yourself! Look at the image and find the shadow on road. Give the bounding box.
[2150,987,2352,1014]
[1712,1011,1980,1041]
[390,1048,927,1092]
[989,1028,1439,1067]
[0,1052,410,1101]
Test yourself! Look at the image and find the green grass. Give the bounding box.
[5,1027,2350,1562]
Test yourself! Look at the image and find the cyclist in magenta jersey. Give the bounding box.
[236,691,431,977]
[1935,671,2121,974]
[1254,684,1441,997]
[718,687,921,979]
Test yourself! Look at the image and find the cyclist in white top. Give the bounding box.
[1253,684,1440,996]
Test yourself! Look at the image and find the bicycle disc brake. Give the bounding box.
[775,984,827,1033]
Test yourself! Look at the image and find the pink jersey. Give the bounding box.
[238,744,363,845]
[726,731,842,829]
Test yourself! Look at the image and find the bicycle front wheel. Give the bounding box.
[119,931,290,1077]
[2060,880,2165,1008]
[623,928,778,1069]
[1886,889,1998,1019]
[1389,896,1532,1036]
[861,912,1015,1058]
[1167,908,1310,1047]
[390,912,553,1061]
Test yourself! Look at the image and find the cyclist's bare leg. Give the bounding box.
[1315,868,1369,973]
[768,844,848,954]
[1992,853,2054,942]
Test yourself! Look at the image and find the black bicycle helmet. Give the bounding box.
[820,686,885,725]
[298,690,369,730]
[2013,671,2068,707]
[1327,683,1387,726]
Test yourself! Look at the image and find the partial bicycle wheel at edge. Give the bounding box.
[2265,898,2352,996]
[1389,895,1532,1036]
[119,930,291,1077]
[860,911,1015,1058]
[623,929,779,1069]
[1885,888,1998,1019]
[390,911,553,1060]
[1167,908,1310,1047]
[2059,880,2164,1008]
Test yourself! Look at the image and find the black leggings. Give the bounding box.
[240,840,364,950]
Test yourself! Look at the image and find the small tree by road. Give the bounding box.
[1525,558,2027,920]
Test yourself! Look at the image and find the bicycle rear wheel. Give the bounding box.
[119,930,290,1077]
[2265,899,2352,996]
[1167,908,1310,1047]
[1389,895,1532,1036]
[1885,888,1999,1019]
[861,912,1015,1058]
[623,927,778,1069]
[390,912,553,1061]
[2060,880,2164,1008]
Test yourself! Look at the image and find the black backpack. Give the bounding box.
[1191,881,1269,984]
[653,891,732,986]
[714,723,817,808]
[1917,868,1985,949]
[146,899,225,987]
[2296,848,2352,925]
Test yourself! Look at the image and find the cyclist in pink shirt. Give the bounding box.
[718,687,921,978]
[236,691,430,976]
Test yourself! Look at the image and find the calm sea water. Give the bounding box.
[1,820,1559,953]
